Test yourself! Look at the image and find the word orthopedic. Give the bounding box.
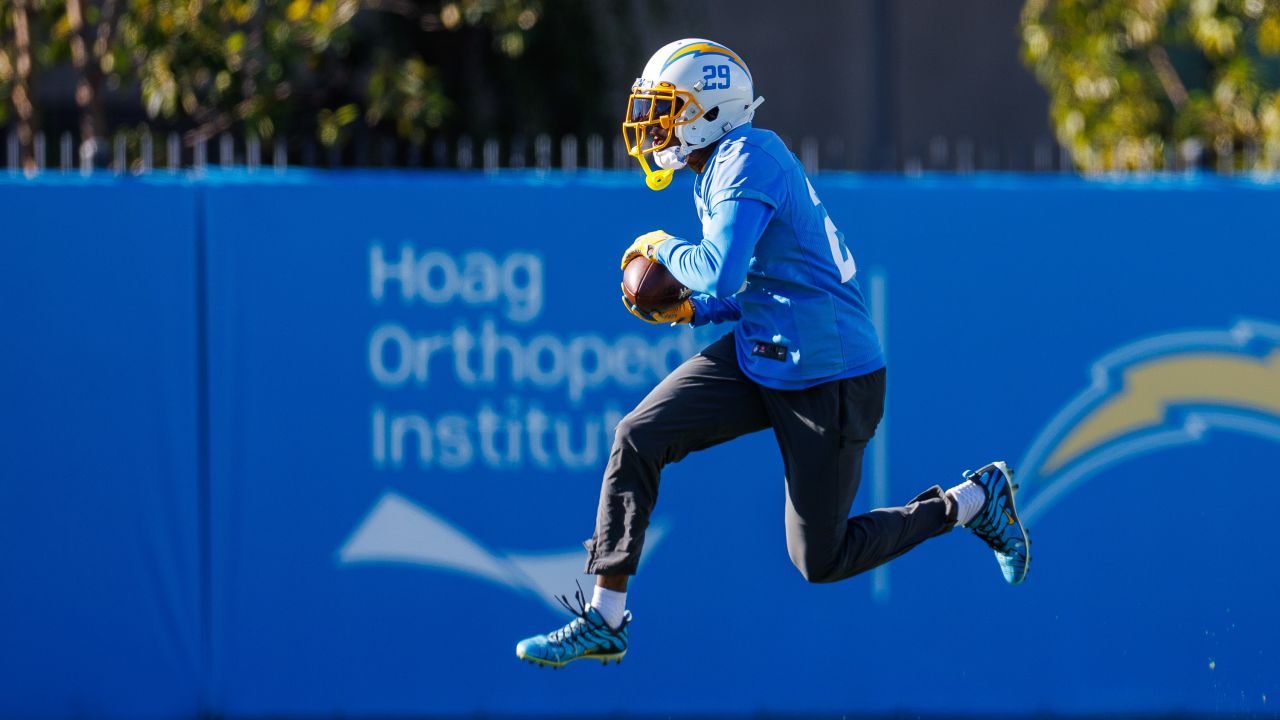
[367,244,697,472]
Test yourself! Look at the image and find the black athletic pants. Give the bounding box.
[583,332,956,581]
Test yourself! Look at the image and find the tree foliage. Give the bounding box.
[1023,0,1280,171]
[0,0,541,167]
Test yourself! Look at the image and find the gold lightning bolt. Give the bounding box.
[1042,349,1280,475]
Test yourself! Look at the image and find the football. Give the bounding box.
[622,256,691,315]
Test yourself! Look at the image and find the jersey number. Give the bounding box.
[702,65,731,90]
[806,178,856,282]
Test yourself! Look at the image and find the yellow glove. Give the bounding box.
[620,293,694,325]
[620,229,675,270]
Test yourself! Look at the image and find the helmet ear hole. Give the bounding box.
[704,107,720,122]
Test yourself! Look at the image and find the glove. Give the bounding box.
[620,293,694,325]
[620,229,675,270]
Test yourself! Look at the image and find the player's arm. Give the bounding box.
[654,198,773,299]
[689,293,741,326]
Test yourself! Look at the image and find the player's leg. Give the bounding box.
[584,331,771,579]
[764,367,955,583]
[516,333,771,667]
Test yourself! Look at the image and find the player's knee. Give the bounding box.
[791,555,839,583]
[612,412,659,458]
[787,540,839,584]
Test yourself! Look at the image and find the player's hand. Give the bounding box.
[620,229,675,270]
[621,294,694,325]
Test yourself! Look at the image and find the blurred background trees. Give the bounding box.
[0,0,637,169]
[5,0,1280,172]
[1022,0,1280,170]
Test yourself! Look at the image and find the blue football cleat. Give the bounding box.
[962,461,1031,585]
[516,583,629,668]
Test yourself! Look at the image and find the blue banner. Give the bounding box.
[0,176,203,719]
[2,171,1278,717]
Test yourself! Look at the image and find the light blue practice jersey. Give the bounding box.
[655,124,884,390]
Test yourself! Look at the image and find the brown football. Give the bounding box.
[622,256,691,315]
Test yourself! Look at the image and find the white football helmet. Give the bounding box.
[622,39,764,190]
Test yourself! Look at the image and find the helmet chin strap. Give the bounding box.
[718,96,766,135]
[637,152,675,191]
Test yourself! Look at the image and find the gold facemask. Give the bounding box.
[621,81,705,191]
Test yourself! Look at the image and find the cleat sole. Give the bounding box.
[997,462,1031,586]
[516,649,626,669]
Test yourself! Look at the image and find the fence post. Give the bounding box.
[800,136,819,175]
[219,133,234,166]
[274,138,288,171]
[1033,141,1050,172]
[560,134,578,172]
[457,135,474,170]
[483,138,500,173]
[586,134,603,170]
[113,134,126,174]
[33,132,45,173]
[956,138,974,174]
[168,133,181,170]
[7,129,18,172]
[60,132,73,172]
[1138,138,1155,175]
[79,138,93,176]
[1181,139,1202,173]
[247,135,261,171]
[534,134,551,171]
[140,132,153,173]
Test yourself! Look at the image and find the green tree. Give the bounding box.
[1,0,541,166]
[1023,0,1280,171]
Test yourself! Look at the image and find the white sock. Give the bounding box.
[947,480,987,527]
[590,585,627,629]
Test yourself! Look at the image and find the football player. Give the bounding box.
[516,39,1030,668]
